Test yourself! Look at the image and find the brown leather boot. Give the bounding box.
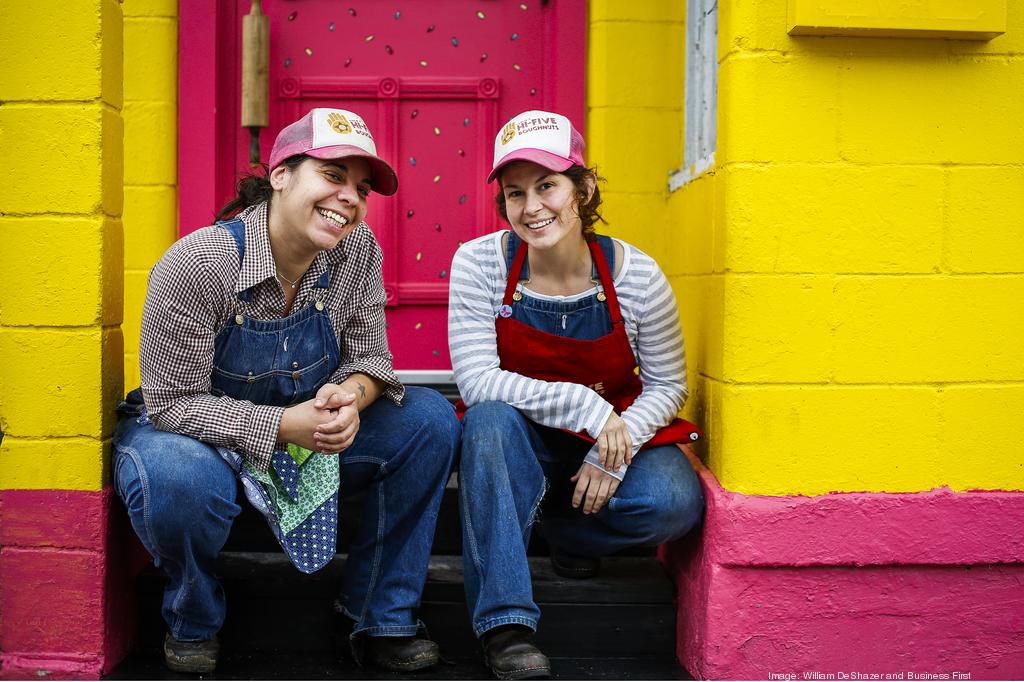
[365,635,440,671]
[163,633,219,674]
[481,625,551,680]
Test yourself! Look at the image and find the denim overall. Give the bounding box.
[208,220,342,575]
[457,231,706,638]
[114,219,459,642]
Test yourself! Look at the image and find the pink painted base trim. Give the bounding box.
[660,448,1024,680]
[0,654,104,681]
[0,488,143,680]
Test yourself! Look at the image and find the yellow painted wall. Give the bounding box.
[587,0,724,490]
[0,0,124,491]
[587,0,684,270]
[122,0,179,391]
[590,0,1024,496]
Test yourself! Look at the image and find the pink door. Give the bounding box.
[179,0,585,371]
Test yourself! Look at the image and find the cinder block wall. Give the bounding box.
[122,0,179,390]
[0,0,124,499]
[587,0,684,270]
[597,0,1024,497]
[0,0,129,676]
[585,0,720,463]
[703,0,1024,495]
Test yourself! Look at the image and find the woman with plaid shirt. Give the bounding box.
[113,109,458,674]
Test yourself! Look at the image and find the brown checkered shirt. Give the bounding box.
[139,202,404,471]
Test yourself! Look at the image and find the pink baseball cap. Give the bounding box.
[487,110,585,184]
[268,108,399,196]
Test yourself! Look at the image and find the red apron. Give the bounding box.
[460,237,702,449]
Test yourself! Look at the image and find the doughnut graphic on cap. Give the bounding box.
[328,112,352,135]
[501,121,517,145]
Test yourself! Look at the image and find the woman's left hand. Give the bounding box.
[313,384,360,453]
[596,412,633,472]
[571,462,621,515]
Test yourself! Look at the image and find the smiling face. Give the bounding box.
[270,156,372,252]
[498,160,587,252]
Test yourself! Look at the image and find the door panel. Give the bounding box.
[179,0,585,370]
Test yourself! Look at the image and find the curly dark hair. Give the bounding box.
[494,164,607,240]
[215,154,308,221]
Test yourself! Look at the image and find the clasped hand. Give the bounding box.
[279,383,359,454]
[571,462,621,515]
[571,412,632,514]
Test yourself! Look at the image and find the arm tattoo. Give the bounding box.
[355,381,367,399]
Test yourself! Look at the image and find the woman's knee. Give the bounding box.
[648,484,704,544]
[459,402,542,489]
[401,386,461,460]
[117,431,239,556]
[461,401,527,442]
[610,451,705,545]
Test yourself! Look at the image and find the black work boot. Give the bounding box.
[549,545,601,579]
[163,633,219,674]
[365,635,440,672]
[481,625,551,680]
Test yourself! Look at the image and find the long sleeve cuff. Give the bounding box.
[248,404,285,472]
[583,446,627,481]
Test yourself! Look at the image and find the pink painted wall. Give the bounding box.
[662,448,1024,680]
[0,489,141,679]
[178,0,586,371]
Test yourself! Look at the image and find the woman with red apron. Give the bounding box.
[448,110,706,679]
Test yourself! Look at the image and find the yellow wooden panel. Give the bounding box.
[788,0,1006,39]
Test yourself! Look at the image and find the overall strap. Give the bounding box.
[589,239,623,325]
[503,238,529,305]
[593,234,616,279]
[216,219,253,302]
[504,229,521,274]
[218,218,247,260]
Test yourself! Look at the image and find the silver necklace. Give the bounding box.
[277,271,301,289]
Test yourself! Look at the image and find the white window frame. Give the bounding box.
[670,0,718,192]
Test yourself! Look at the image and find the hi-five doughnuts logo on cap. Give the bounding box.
[501,121,517,145]
[490,111,574,181]
[327,112,352,134]
[313,108,376,151]
[514,115,562,136]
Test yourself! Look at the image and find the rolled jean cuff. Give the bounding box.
[344,605,427,639]
[351,624,423,638]
[474,615,539,639]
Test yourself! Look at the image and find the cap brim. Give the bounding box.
[307,145,399,196]
[487,149,575,184]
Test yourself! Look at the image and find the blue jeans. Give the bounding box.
[114,386,459,641]
[458,401,704,637]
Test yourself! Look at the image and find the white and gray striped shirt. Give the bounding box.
[447,230,688,480]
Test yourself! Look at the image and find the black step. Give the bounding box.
[106,652,692,680]
[133,553,677,660]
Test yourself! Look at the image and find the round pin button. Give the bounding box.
[235,314,245,325]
